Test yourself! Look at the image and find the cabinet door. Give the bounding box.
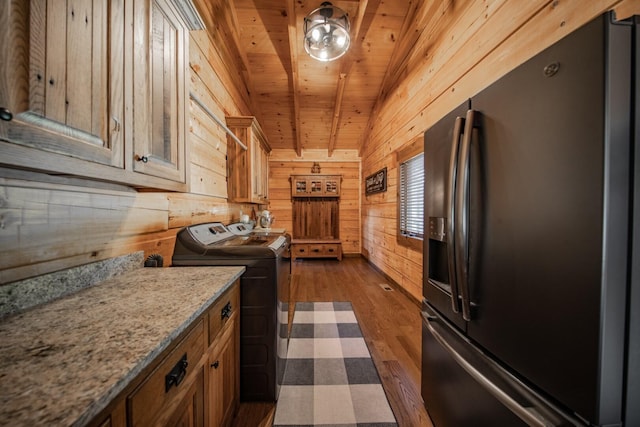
[208,317,239,427]
[164,369,205,427]
[255,139,270,202]
[0,0,125,167]
[292,177,309,196]
[324,178,340,196]
[309,177,324,195]
[131,0,187,183]
[251,132,265,202]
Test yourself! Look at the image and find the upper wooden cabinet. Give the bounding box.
[0,1,125,168]
[226,116,271,204]
[291,174,341,197]
[0,0,189,191]
[130,0,187,184]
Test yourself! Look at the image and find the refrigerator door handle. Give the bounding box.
[446,116,465,313]
[455,109,475,321]
[423,313,556,427]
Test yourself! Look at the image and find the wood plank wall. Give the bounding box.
[361,0,640,302]
[268,150,361,254]
[0,27,255,285]
[2,0,638,295]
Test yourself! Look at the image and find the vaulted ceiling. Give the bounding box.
[196,0,416,156]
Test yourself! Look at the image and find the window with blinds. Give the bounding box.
[399,152,424,239]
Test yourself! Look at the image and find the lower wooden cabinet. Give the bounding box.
[89,280,240,427]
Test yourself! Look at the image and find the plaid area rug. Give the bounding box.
[273,301,398,426]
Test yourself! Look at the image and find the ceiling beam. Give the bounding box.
[327,0,377,156]
[287,0,302,156]
[328,72,348,156]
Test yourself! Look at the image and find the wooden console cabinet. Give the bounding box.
[290,174,342,260]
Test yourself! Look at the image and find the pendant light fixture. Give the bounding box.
[303,2,350,61]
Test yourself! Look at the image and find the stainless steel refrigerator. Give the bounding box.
[421,12,639,427]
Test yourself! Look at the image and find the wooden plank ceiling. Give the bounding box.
[198,0,415,156]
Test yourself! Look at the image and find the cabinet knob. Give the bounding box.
[211,360,220,369]
[135,154,149,163]
[0,108,13,122]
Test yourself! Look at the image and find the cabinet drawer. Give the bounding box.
[128,319,205,426]
[323,244,341,257]
[292,244,310,257]
[208,282,240,345]
[308,244,324,255]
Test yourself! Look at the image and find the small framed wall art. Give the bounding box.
[365,167,387,195]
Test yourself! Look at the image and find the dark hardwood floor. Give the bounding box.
[232,256,433,427]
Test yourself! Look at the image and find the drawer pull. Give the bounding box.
[221,302,232,319]
[312,248,320,252]
[328,248,334,252]
[165,354,188,392]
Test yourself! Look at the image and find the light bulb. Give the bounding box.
[336,36,346,47]
[312,28,321,41]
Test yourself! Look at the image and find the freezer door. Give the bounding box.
[423,101,470,331]
[421,304,579,426]
[465,14,631,425]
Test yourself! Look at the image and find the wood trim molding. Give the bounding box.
[395,135,424,253]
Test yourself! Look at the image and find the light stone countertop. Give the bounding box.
[0,266,245,426]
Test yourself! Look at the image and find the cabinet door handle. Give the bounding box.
[211,360,220,369]
[165,354,188,392]
[135,154,149,163]
[221,302,232,319]
[112,117,121,132]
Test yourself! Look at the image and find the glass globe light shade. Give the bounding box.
[303,2,350,62]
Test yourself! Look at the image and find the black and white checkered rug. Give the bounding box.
[273,301,398,426]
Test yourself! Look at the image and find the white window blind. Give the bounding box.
[399,152,424,239]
